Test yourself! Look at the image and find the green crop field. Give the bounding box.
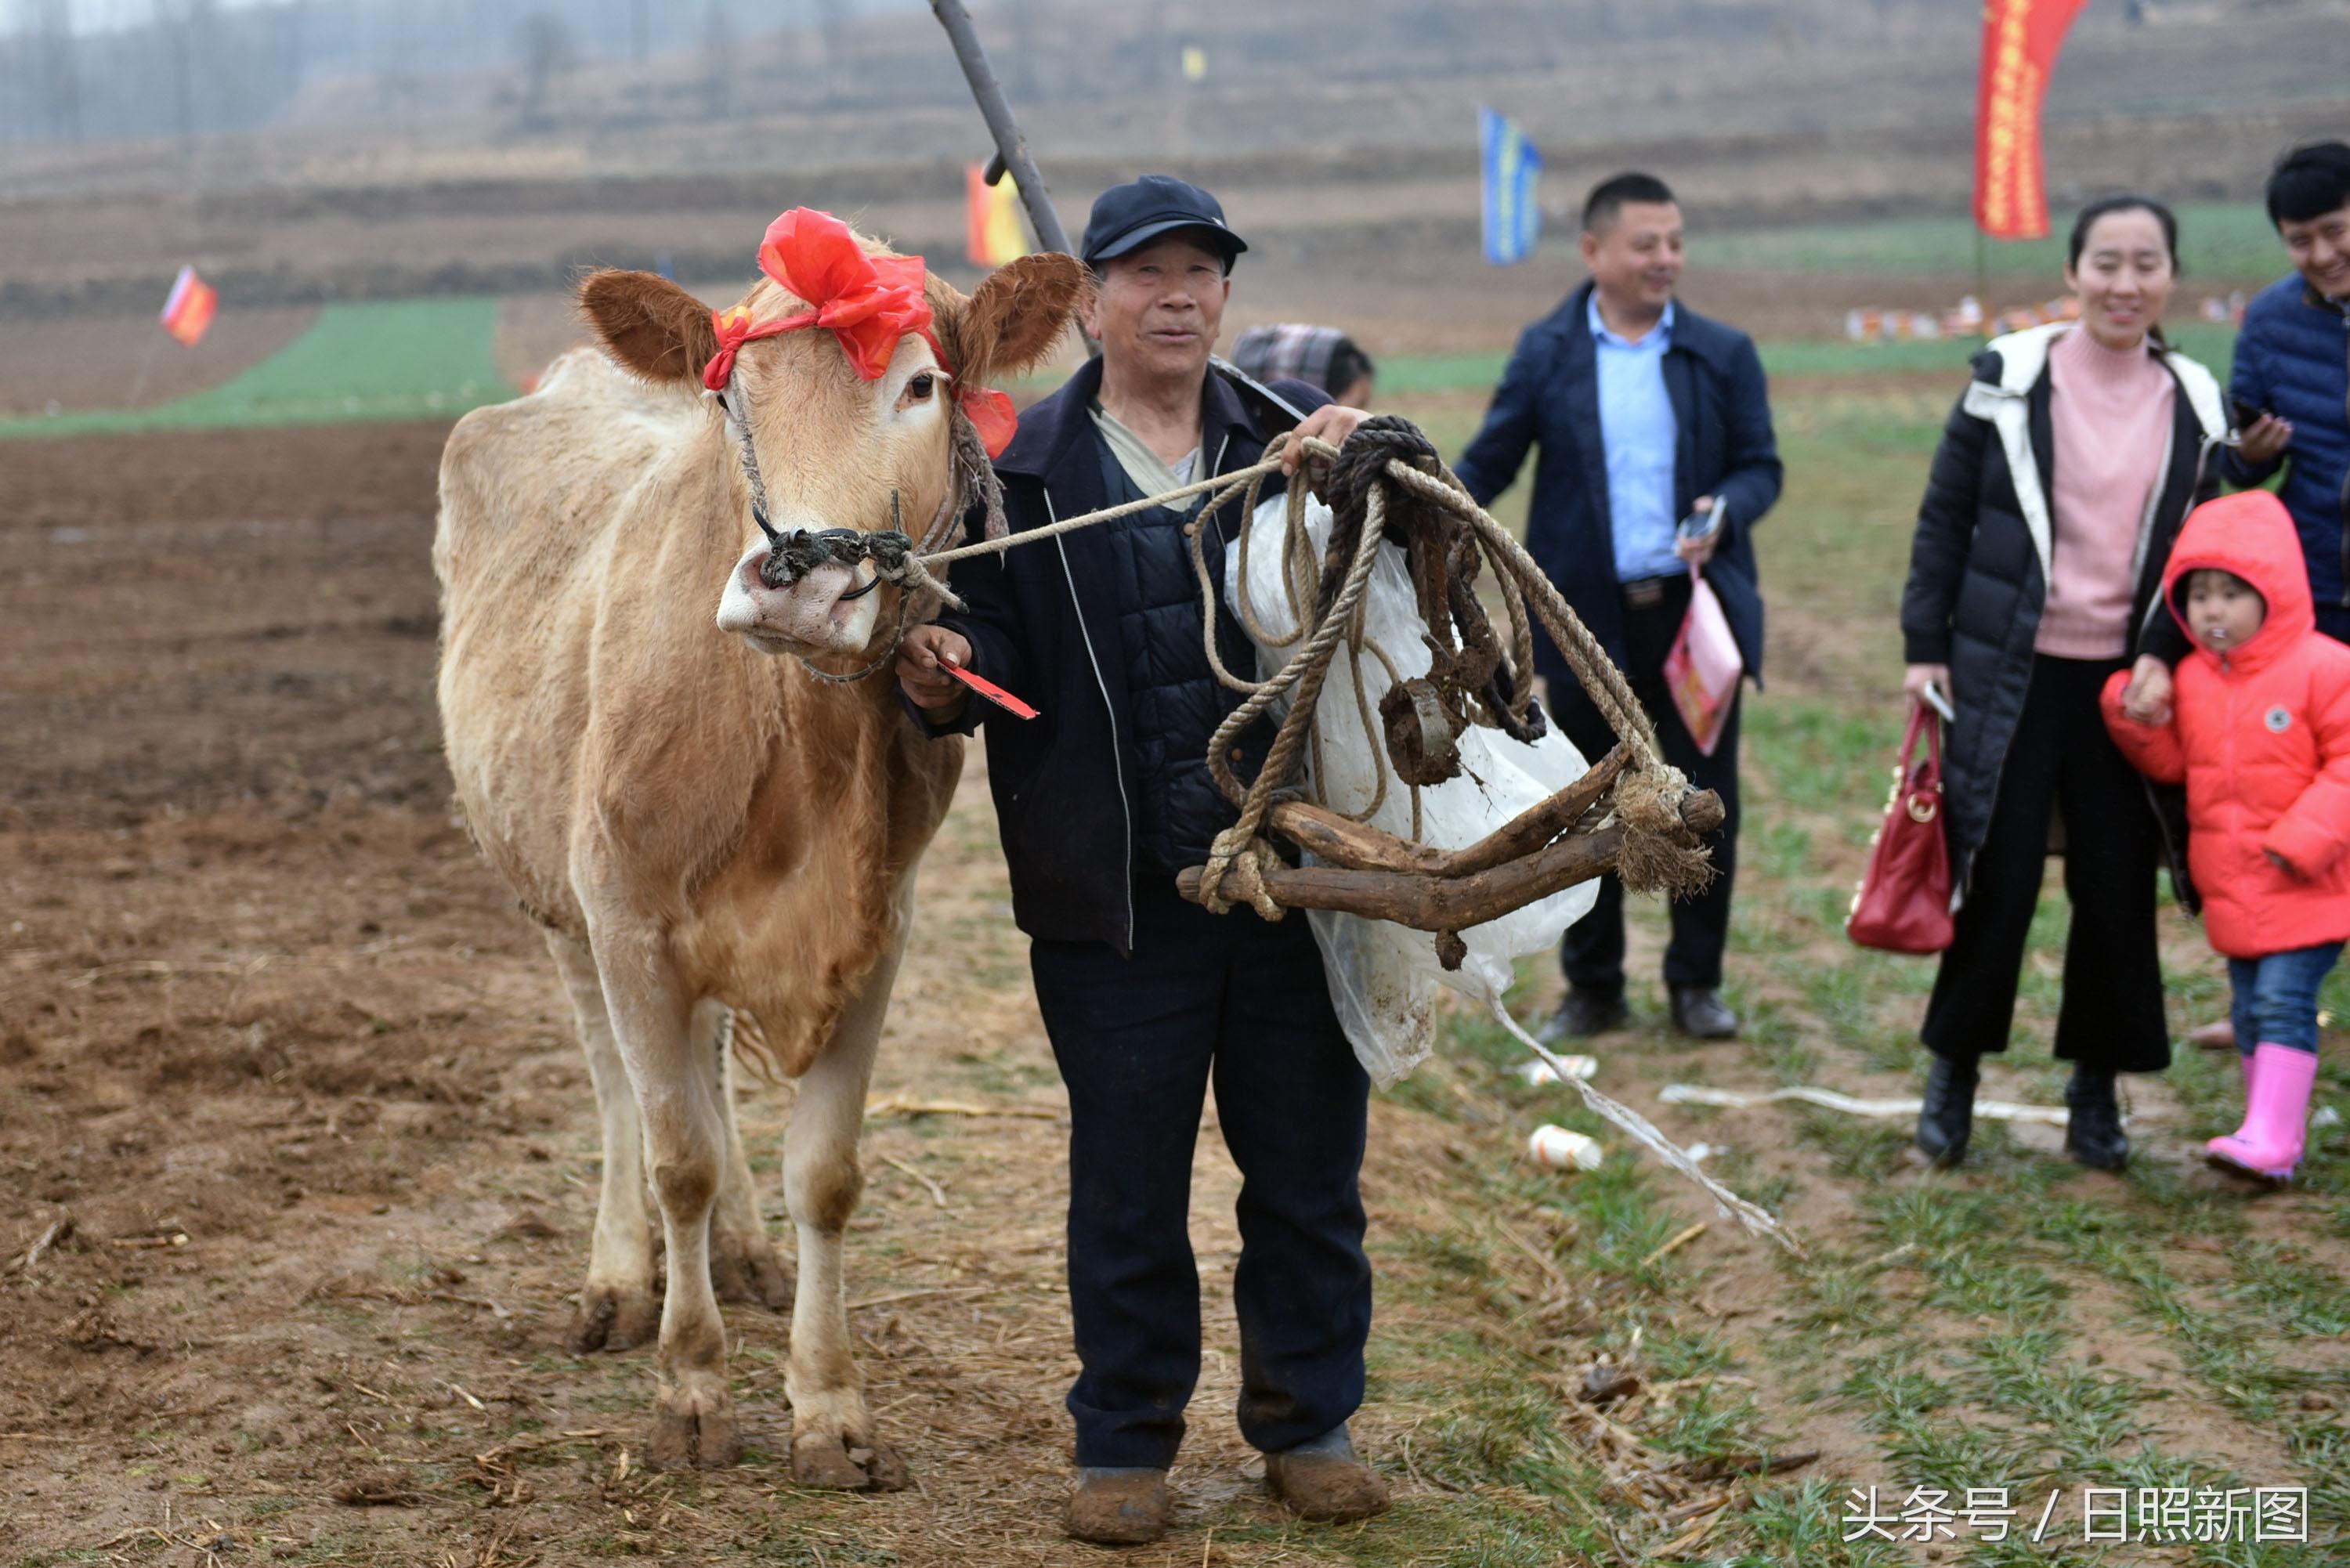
[0,298,517,441]
[1715,202,2285,283]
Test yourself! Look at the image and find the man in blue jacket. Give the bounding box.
[2227,141,2350,641]
[1454,172,1781,1043]
[894,176,1382,1546]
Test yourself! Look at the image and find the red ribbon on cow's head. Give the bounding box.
[701,208,1019,459]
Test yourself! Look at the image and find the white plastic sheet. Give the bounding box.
[1226,493,1598,1085]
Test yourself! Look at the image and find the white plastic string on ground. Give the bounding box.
[1660,1082,2097,1126]
[1490,999,1805,1258]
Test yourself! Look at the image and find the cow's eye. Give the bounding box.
[901,372,938,406]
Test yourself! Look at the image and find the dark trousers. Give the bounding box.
[1029,876,1371,1469]
[1923,654,2170,1072]
[1550,573,1742,994]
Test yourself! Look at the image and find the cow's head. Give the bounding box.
[580,213,1085,661]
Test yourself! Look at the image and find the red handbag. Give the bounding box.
[1847,703,1954,954]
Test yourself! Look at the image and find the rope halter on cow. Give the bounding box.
[700,208,1017,682]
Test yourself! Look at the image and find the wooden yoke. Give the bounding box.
[1175,743,1724,942]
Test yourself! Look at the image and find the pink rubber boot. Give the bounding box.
[2207,1044,2319,1180]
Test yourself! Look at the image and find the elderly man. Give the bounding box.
[896,175,1383,1545]
[1455,171,1781,1044]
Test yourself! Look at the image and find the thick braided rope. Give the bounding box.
[917,433,1697,891]
[1383,461,1663,767]
[1194,482,1393,914]
[919,457,1290,569]
[919,436,1659,775]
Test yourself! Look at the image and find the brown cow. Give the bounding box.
[433,227,1083,1482]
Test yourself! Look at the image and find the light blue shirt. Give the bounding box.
[1589,295,1682,583]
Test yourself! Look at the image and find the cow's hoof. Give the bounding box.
[645,1393,742,1470]
[710,1234,793,1311]
[566,1284,659,1354]
[792,1433,908,1492]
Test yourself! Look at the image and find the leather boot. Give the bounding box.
[1067,1467,1171,1545]
[1264,1428,1390,1524]
[1668,985,1739,1040]
[2207,1043,2319,1180]
[1916,1053,1978,1168]
[1538,987,1629,1042]
[2063,1068,2129,1171]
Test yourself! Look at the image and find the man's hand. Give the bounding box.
[2238,413,2294,465]
[2120,654,2174,727]
[1279,404,1369,479]
[1674,495,1721,566]
[896,624,974,714]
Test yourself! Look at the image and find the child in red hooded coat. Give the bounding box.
[2102,491,2350,1178]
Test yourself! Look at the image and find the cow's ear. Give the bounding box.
[954,252,1089,387]
[578,269,719,385]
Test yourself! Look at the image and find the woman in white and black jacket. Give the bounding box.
[1898,196,2227,1170]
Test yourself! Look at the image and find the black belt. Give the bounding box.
[1620,573,1683,609]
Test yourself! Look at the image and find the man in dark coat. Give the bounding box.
[2225,141,2350,641]
[1453,172,1781,1042]
[894,176,1384,1546]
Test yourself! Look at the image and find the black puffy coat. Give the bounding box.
[1900,323,2226,898]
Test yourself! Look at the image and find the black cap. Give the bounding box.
[1079,174,1249,269]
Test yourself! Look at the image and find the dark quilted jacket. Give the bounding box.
[1094,437,1271,876]
[2225,276,2350,609]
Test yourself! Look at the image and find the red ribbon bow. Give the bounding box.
[702,208,1018,459]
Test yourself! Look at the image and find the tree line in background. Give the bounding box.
[0,0,1983,150]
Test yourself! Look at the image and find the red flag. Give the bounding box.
[160,264,217,347]
[1974,0,2088,241]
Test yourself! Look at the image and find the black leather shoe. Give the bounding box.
[1538,988,1630,1042]
[1917,1053,1978,1168]
[1668,986,1738,1040]
[2063,1068,2129,1170]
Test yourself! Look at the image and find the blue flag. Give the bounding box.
[1479,107,1542,266]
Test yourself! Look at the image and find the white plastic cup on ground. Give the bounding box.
[1527,1124,1604,1172]
[1516,1055,1596,1086]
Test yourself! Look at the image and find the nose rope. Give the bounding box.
[714,370,985,685]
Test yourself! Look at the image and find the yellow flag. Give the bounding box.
[965,164,1029,268]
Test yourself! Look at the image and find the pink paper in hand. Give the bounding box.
[1663,570,1742,756]
[943,662,1039,720]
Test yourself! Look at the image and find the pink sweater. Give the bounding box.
[2037,327,2176,659]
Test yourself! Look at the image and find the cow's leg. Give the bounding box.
[700,1000,792,1310]
[545,930,659,1353]
[781,920,907,1491]
[590,920,742,1469]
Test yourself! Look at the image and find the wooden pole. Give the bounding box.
[927,0,1100,354]
[1974,225,1990,331]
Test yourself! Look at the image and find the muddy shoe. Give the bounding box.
[1067,1466,1171,1545]
[1265,1429,1390,1524]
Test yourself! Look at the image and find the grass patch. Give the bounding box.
[1,298,518,439]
